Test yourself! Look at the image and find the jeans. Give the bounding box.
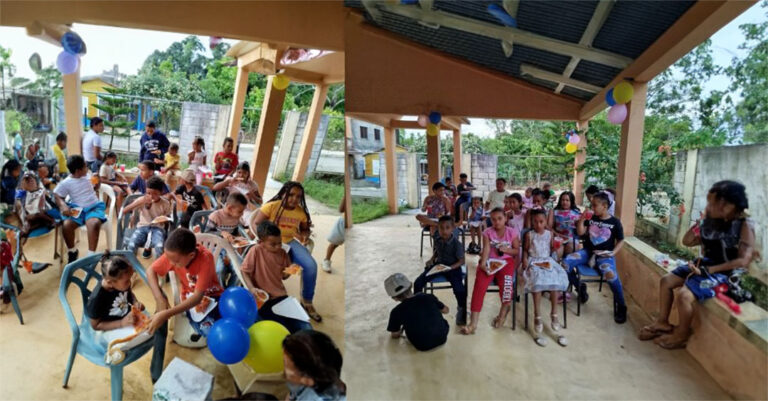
[563,249,625,306]
[127,226,165,256]
[258,296,313,334]
[288,239,318,302]
[414,265,467,311]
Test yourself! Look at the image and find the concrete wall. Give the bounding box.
[179,102,231,165]
[348,119,385,153]
[272,110,330,179]
[351,151,419,207]
[470,154,498,199]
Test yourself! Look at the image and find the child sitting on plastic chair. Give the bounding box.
[146,228,224,338]
[99,151,131,214]
[415,182,453,235]
[464,196,485,254]
[201,192,248,287]
[87,252,144,332]
[16,172,58,237]
[175,169,206,228]
[122,176,172,260]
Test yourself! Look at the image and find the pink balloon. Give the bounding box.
[569,134,580,144]
[607,104,627,124]
[417,115,428,128]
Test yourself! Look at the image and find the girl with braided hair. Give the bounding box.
[252,181,322,321]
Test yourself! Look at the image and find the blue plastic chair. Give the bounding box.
[573,264,605,317]
[195,185,218,209]
[1,223,24,324]
[59,251,166,401]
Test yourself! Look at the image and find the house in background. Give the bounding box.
[348,118,407,185]
[81,65,158,131]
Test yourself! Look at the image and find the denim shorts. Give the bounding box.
[671,265,728,301]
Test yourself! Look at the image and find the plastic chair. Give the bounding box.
[573,264,606,317]
[115,194,143,250]
[419,226,433,258]
[59,251,166,401]
[1,223,24,324]
[188,209,214,232]
[195,185,218,209]
[15,195,63,270]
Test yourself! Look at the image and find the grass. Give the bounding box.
[351,198,396,224]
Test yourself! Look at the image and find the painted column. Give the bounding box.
[615,82,648,236]
[251,75,287,192]
[226,64,250,144]
[344,116,353,228]
[426,129,441,193]
[452,128,462,181]
[384,126,398,214]
[573,120,589,205]
[292,84,329,182]
[62,65,83,155]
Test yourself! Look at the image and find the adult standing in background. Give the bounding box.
[139,121,170,171]
[82,117,104,172]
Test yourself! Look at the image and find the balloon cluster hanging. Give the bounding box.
[605,81,634,124]
[426,111,441,137]
[562,129,581,154]
[57,31,85,75]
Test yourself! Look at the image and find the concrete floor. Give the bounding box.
[344,212,731,400]
[0,183,344,401]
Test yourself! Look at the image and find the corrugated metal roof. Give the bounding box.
[346,0,696,102]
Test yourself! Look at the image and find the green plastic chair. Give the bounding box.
[59,251,166,401]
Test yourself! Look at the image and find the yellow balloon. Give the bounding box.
[243,320,290,373]
[427,123,439,137]
[613,81,634,104]
[565,143,578,154]
[272,74,290,91]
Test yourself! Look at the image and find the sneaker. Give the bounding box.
[142,249,152,259]
[456,306,467,326]
[578,283,589,304]
[322,259,332,273]
[615,304,627,324]
[67,250,79,264]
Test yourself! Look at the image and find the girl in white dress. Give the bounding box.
[187,137,207,185]
[523,208,568,347]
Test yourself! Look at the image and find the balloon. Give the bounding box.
[569,134,580,145]
[208,318,250,364]
[56,51,79,75]
[417,115,428,128]
[243,320,290,373]
[426,123,439,137]
[487,3,517,27]
[605,88,616,106]
[219,287,259,327]
[61,31,85,55]
[272,74,290,90]
[565,143,578,154]
[607,104,628,124]
[613,82,634,104]
[565,134,571,141]
[428,111,441,124]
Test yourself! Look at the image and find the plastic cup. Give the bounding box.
[583,210,594,220]
[120,164,125,172]
[553,237,563,250]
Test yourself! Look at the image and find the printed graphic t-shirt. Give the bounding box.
[583,215,624,253]
[86,282,136,322]
[260,200,308,244]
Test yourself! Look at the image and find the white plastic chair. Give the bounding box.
[58,186,114,253]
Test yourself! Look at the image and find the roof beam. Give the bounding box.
[379,4,632,69]
[579,0,757,120]
[280,67,325,85]
[237,44,279,75]
[388,117,464,130]
[345,12,583,120]
[555,0,614,94]
[521,64,602,93]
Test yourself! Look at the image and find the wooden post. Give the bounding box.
[251,76,287,192]
[344,116,353,228]
[452,129,461,181]
[384,126,398,214]
[62,65,83,155]
[226,64,250,144]
[426,129,441,193]
[292,84,329,182]
[615,82,648,236]
[573,120,588,205]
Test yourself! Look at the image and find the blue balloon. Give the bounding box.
[605,88,617,106]
[208,318,250,364]
[56,51,79,75]
[487,4,517,28]
[219,287,259,327]
[428,111,441,124]
[61,32,84,55]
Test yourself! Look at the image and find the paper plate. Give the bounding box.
[272,297,310,322]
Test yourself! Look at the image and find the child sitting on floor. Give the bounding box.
[548,191,581,260]
[461,207,519,334]
[87,252,142,331]
[16,172,58,236]
[415,182,453,234]
[563,192,627,324]
[163,143,181,191]
[123,176,172,259]
[175,169,206,228]
[54,155,107,263]
[146,228,224,338]
[464,196,485,254]
[413,216,467,326]
[523,209,568,347]
[283,330,346,401]
[99,151,131,214]
[241,221,312,334]
[386,272,449,352]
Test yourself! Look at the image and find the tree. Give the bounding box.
[0,45,15,109]
[92,87,134,150]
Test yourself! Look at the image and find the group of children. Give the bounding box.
[394,179,627,350]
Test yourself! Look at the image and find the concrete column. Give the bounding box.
[344,117,353,228]
[226,64,249,145]
[426,130,441,193]
[573,120,589,205]
[615,82,648,236]
[251,75,287,192]
[384,126,398,214]
[62,66,83,155]
[452,129,462,181]
[292,84,329,182]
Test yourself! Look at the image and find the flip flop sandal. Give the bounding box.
[638,325,673,341]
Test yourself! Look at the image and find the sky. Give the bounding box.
[0,3,764,138]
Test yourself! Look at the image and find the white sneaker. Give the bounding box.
[321,259,332,273]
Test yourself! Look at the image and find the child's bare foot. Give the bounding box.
[654,332,688,349]
[460,324,476,335]
[638,321,674,341]
[492,314,505,328]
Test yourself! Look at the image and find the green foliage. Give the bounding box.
[0,44,16,109]
[3,109,33,136]
[302,176,345,209]
[352,198,396,224]
[92,86,134,150]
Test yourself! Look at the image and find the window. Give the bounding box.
[360,126,368,139]
[374,128,381,141]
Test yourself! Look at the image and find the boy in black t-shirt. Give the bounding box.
[563,192,627,324]
[175,168,206,228]
[86,254,143,330]
[385,273,449,352]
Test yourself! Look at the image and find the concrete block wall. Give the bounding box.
[179,102,231,165]
[470,154,498,200]
[272,110,330,179]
